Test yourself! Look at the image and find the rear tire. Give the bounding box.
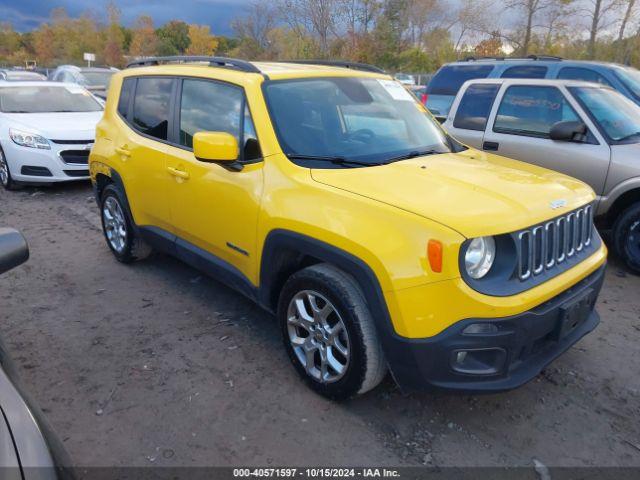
[613,202,640,275]
[100,184,151,263]
[278,263,387,400]
[0,148,20,191]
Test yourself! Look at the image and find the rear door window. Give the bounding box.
[494,85,580,137]
[131,77,173,141]
[427,65,494,96]
[117,78,135,118]
[557,67,612,86]
[453,83,500,131]
[501,65,548,79]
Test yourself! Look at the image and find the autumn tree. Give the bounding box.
[103,2,125,67]
[474,31,504,57]
[129,16,158,57]
[186,25,219,55]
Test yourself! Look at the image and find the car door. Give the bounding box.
[444,82,501,149]
[115,76,175,231]
[481,84,610,194]
[165,77,264,281]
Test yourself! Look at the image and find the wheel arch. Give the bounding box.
[258,230,395,336]
[605,186,640,228]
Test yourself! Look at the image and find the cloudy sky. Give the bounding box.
[1,0,250,35]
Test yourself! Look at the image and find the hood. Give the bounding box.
[311,149,595,238]
[6,111,102,141]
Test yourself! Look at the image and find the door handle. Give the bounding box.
[115,146,131,157]
[167,166,190,180]
[483,141,499,151]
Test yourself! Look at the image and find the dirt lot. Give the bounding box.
[0,182,639,470]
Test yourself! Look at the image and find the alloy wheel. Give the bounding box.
[286,290,350,383]
[102,196,128,253]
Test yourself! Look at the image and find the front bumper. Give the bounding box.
[386,264,605,393]
[3,139,91,184]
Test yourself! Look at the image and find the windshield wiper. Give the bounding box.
[286,154,383,168]
[383,149,443,164]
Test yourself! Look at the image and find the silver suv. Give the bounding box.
[444,78,640,273]
[50,65,118,99]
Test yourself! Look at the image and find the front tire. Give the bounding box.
[278,264,387,400]
[0,148,20,191]
[613,202,640,274]
[100,184,151,263]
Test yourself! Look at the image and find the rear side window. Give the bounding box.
[427,65,494,96]
[494,85,579,137]
[453,83,500,131]
[132,77,173,141]
[501,65,548,79]
[179,79,261,161]
[557,67,612,86]
[117,78,134,118]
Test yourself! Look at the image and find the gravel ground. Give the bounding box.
[0,182,639,470]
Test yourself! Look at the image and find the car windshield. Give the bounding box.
[264,77,451,166]
[613,66,640,100]
[0,85,103,113]
[570,86,640,143]
[79,71,114,87]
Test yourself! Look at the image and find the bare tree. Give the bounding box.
[505,0,555,55]
[618,0,637,40]
[338,0,381,34]
[279,0,342,55]
[452,0,495,51]
[405,0,448,47]
[232,1,277,52]
[583,0,623,57]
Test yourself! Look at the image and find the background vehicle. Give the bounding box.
[0,228,73,479]
[0,82,103,189]
[426,56,640,121]
[90,56,606,400]
[49,66,118,99]
[395,73,416,85]
[0,69,46,82]
[444,78,640,273]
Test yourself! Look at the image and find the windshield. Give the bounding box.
[570,86,640,143]
[613,67,640,100]
[264,77,451,166]
[79,71,114,87]
[0,85,103,113]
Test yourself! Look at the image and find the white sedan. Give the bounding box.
[0,82,103,190]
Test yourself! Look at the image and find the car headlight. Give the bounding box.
[9,128,50,150]
[464,236,496,279]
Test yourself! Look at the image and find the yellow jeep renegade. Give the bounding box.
[90,56,607,399]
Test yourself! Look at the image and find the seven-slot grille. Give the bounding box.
[517,204,593,281]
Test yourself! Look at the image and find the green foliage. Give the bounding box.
[156,20,190,55]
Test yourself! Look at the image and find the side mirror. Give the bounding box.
[0,228,29,275]
[193,132,239,163]
[550,121,588,142]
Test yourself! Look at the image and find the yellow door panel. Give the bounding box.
[165,145,264,281]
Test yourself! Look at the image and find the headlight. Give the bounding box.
[464,236,496,279]
[9,128,50,150]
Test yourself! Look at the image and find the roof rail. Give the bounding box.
[463,54,563,62]
[125,56,261,74]
[279,60,386,74]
